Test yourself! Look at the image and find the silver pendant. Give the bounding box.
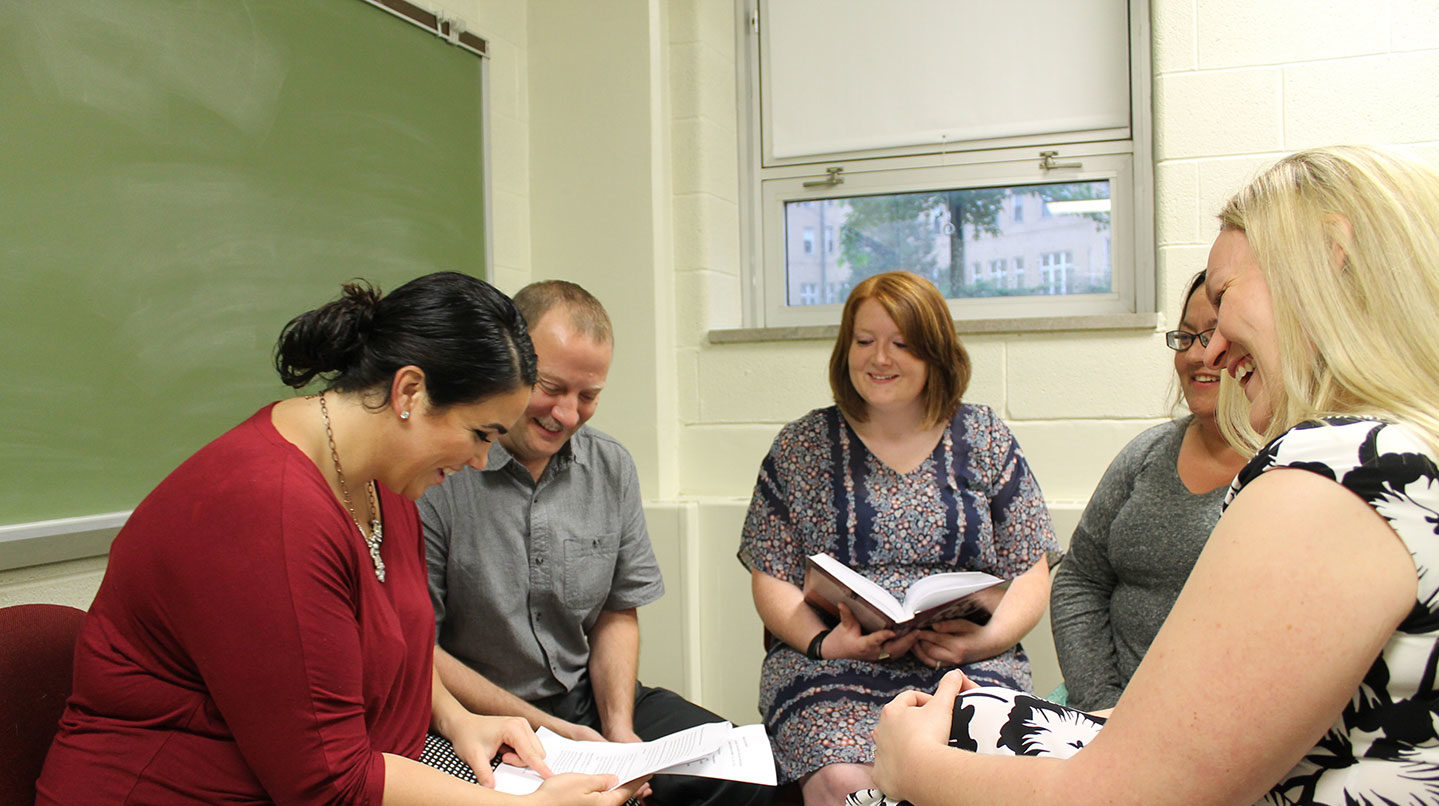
[366,519,386,582]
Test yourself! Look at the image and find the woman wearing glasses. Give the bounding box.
[1047,271,1247,712]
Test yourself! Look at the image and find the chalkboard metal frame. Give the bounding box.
[366,0,490,58]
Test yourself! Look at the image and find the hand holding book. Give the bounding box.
[802,553,1006,637]
[819,600,921,662]
[911,613,997,669]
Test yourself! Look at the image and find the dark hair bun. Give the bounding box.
[273,272,536,407]
[274,281,381,389]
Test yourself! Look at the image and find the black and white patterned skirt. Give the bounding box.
[846,686,1105,806]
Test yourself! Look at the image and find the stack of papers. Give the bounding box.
[491,722,777,794]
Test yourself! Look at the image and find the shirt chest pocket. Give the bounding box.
[562,532,619,612]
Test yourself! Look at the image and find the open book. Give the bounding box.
[491,722,776,794]
[802,553,1004,635]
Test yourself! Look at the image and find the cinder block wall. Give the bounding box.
[6,0,1438,726]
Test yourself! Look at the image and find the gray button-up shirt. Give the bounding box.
[419,425,664,701]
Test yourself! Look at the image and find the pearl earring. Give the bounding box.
[400,410,410,420]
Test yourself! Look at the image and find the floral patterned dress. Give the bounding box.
[738,404,1058,783]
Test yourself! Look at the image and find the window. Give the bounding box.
[740,0,1152,327]
[989,258,1005,287]
[770,177,1118,309]
[799,282,819,305]
[1041,251,1075,295]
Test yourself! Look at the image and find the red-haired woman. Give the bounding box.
[739,271,1058,805]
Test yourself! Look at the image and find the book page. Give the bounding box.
[490,764,545,795]
[901,571,1002,614]
[808,553,907,622]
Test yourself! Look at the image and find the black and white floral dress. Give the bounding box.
[850,417,1439,806]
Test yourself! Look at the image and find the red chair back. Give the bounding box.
[0,603,86,806]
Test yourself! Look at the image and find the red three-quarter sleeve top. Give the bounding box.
[36,404,433,806]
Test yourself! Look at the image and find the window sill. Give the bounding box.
[707,312,1158,344]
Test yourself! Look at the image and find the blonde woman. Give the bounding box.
[861,146,1439,805]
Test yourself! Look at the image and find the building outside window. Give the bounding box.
[776,184,1111,305]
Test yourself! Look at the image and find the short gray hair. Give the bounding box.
[512,280,613,345]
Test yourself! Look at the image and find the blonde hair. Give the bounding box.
[829,272,971,428]
[1214,145,1439,455]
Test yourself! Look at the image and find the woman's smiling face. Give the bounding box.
[388,385,530,500]
[847,298,928,416]
[1175,285,1221,420]
[1203,229,1281,432]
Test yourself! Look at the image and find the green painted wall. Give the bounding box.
[0,0,486,525]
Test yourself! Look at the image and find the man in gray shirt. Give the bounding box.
[420,281,771,806]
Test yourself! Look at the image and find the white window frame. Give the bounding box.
[737,0,1154,329]
[757,149,1138,325]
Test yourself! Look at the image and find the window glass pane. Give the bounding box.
[763,0,1130,159]
[782,180,1111,306]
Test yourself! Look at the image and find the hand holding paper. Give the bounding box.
[491,722,777,795]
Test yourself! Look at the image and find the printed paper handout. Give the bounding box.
[490,722,777,794]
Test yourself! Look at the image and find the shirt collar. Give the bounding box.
[485,428,585,481]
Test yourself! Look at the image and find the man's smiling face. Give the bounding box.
[500,307,612,480]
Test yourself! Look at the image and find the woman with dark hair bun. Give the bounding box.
[38,272,644,806]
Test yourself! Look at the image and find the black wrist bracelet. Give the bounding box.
[806,627,833,660]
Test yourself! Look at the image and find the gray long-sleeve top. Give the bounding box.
[1049,417,1228,711]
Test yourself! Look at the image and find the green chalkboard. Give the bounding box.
[0,0,487,526]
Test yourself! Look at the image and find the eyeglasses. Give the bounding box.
[1165,328,1214,351]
